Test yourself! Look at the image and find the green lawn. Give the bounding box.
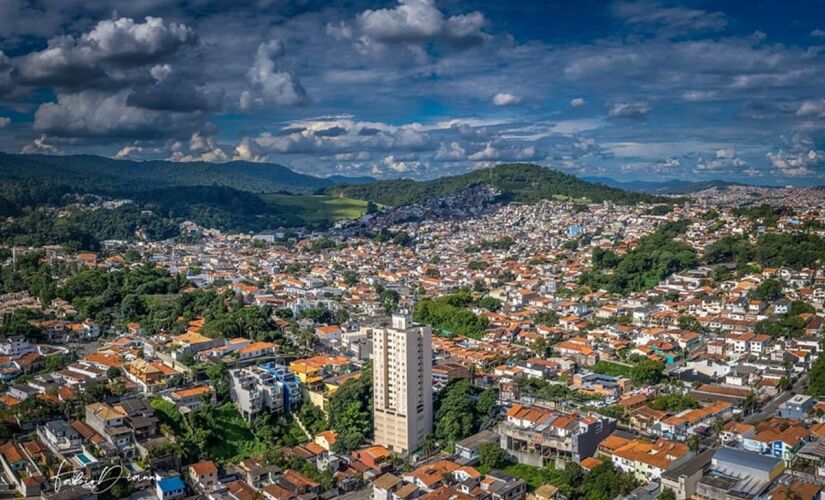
[262,194,369,224]
[592,360,634,378]
[149,398,185,434]
[206,403,267,462]
[501,463,564,490]
[149,398,266,463]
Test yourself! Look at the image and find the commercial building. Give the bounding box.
[695,447,784,499]
[373,314,433,455]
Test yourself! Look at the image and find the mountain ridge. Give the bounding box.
[0,152,374,194]
[325,163,668,206]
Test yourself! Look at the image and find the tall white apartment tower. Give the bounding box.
[373,314,432,455]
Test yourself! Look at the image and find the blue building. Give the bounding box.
[567,225,583,237]
[260,363,302,410]
[156,475,185,500]
[778,394,815,420]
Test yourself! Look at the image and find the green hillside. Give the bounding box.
[325,163,665,206]
[0,152,372,194]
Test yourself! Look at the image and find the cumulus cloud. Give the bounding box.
[435,141,466,160]
[0,117,9,128]
[491,92,521,106]
[570,98,586,107]
[20,135,61,155]
[694,148,748,173]
[468,141,540,161]
[33,90,204,139]
[243,116,432,156]
[768,149,822,177]
[114,144,143,159]
[334,0,488,56]
[168,131,231,162]
[243,40,307,109]
[608,101,652,118]
[797,99,825,118]
[18,16,194,88]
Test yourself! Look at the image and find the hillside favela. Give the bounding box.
[1,2,825,500]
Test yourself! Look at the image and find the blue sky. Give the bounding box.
[1,0,825,184]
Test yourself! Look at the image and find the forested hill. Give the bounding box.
[324,163,666,206]
[0,152,373,194]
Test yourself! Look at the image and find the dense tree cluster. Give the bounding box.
[705,233,825,270]
[328,363,373,453]
[414,290,489,339]
[581,220,697,294]
[434,380,498,450]
[648,393,700,412]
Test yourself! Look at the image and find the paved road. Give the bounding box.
[744,372,809,424]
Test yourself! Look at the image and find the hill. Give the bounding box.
[325,163,665,206]
[581,176,754,195]
[0,152,373,194]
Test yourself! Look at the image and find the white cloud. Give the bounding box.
[168,131,230,162]
[114,144,142,159]
[33,89,203,138]
[569,97,586,107]
[245,40,307,108]
[435,141,466,160]
[150,64,172,82]
[681,90,719,102]
[797,99,825,118]
[491,92,521,106]
[0,116,9,128]
[20,135,61,155]
[613,0,727,34]
[608,101,652,118]
[19,16,194,86]
[468,141,539,161]
[338,0,488,56]
[768,148,821,177]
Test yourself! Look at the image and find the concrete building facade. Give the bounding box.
[373,315,433,455]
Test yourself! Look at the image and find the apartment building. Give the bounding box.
[498,404,616,466]
[229,365,285,421]
[373,314,433,455]
[85,402,134,457]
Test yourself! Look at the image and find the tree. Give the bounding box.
[434,380,477,450]
[328,364,372,447]
[750,279,785,301]
[658,488,676,500]
[630,358,665,386]
[44,354,68,373]
[476,389,498,422]
[533,310,558,327]
[478,443,510,471]
[331,429,365,454]
[205,362,230,402]
[687,435,700,452]
[677,315,701,332]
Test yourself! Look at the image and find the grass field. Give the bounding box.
[501,463,563,490]
[592,360,634,378]
[149,399,265,463]
[205,403,266,462]
[262,193,369,224]
[149,398,185,434]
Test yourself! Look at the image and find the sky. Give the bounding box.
[1,0,825,185]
